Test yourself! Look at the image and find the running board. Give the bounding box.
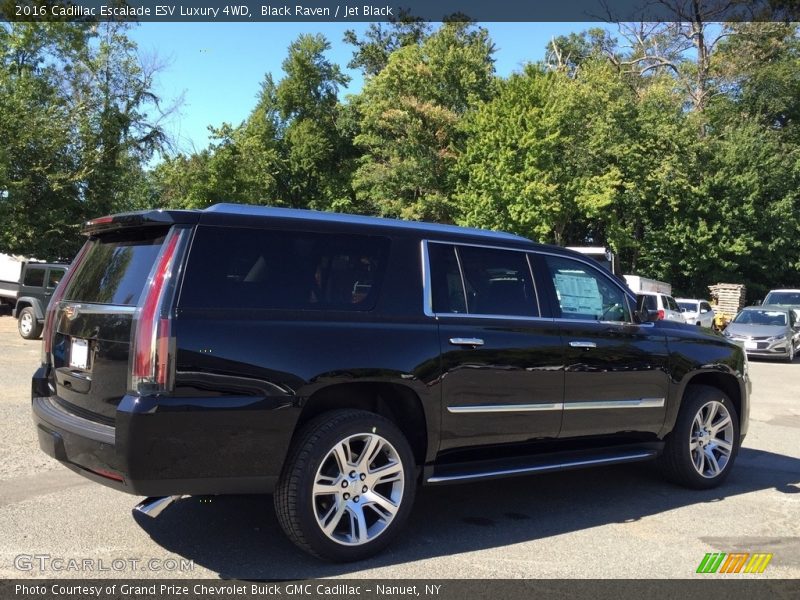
[426,447,660,485]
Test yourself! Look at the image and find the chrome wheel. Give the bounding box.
[19,312,33,336]
[313,433,404,546]
[690,400,734,478]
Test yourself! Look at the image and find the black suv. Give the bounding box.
[32,204,750,561]
[13,263,68,340]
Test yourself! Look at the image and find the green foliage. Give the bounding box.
[352,22,495,222]
[0,21,174,260]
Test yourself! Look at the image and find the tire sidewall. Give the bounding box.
[18,308,37,339]
[670,389,740,489]
[290,413,417,562]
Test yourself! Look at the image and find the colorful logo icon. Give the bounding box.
[697,552,773,574]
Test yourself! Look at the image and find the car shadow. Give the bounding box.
[133,447,800,579]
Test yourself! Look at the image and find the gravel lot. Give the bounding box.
[1,314,798,579]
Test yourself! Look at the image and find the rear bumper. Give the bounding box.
[32,367,294,496]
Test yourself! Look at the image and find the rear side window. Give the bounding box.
[638,295,657,310]
[666,296,680,311]
[63,231,167,306]
[179,227,389,311]
[23,267,45,287]
[429,244,467,314]
[428,242,538,317]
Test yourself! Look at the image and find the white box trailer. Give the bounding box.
[624,275,672,296]
[0,253,42,306]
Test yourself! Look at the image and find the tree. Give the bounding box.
[343,11,431,77]
[352,21,495,222]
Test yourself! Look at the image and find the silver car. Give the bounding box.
[724,305,800,362]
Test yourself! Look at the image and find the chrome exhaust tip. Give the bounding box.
[133,495,185,518]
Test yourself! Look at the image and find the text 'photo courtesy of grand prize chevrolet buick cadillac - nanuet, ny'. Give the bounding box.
[31,204,750,561]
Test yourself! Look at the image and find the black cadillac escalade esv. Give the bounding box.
[32,204,750,561]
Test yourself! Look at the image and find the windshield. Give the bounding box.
[733,310,787,326]
[678,301,697,313]
[763,291,800,306]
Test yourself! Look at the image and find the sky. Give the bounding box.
[129,22,597,155]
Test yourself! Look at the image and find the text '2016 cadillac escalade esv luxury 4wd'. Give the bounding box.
[32,204,750,561]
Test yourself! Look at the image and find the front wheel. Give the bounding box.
[659,385,740,489]
[274,409,416,561]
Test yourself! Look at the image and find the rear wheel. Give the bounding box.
[659,385,740,489]
[274,409,416,561]
[18,307,42,340]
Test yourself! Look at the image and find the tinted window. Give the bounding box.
[732,309,787,326]
[429,244,467,313]
[64,232,166,306]
[47,268,66,288]
[665,296,680,311]
[678,301,698,312]
[23,267,45,287]
[764,291,800,305]
[700,302,712,313]
[547,256,630,322]
[180,227,389,311]
[457,246,537,317]
[638,294,657,311]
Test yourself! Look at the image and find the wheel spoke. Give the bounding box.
[692,414,704,435]
[368,460,403,481]
[713,439,733,455]
[710,415,731,435]
[313,477,340,496]
[333,441,353,472]
[363,490,399,520]
[358,435,383,469]
[345,505,369,544]
[704,402,718,428]
[320,498,347,535]
[692,448,704,473]
[704,448,721,476]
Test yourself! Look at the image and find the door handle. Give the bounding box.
[449,337,484,347]
[569,341,597,349]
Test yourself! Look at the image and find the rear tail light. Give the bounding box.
[657,309,665,320]
[41,242,92,363]
[129,227,191,395]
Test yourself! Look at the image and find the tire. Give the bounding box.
[274,409,417,562]
[786,343,795,363]
[659,385,740,489]
[18,307,42,340]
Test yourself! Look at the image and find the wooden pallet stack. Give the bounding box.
[708,283,746,324]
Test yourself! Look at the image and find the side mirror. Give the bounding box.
[634,296,659,323]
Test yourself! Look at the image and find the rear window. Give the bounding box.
[179,226,390,311]
[638,294,657,310]
[764,291,800,305]
[63,231,166,306]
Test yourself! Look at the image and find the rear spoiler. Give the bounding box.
[82,209,200,236]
